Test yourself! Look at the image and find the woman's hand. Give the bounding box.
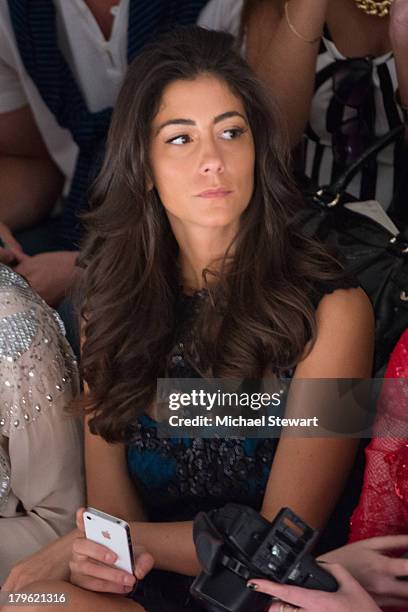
[248,563,380,611]
[69,508,154,594]
[318,535,408,607]
[2,530,79,592]
[0,221,25,266]
[14,251,79,307]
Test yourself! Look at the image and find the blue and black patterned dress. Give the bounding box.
[127,279,361,611]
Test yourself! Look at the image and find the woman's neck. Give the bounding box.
[173,224,237,292]
[179,245,225,293]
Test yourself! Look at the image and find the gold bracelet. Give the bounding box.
[284,1,322,45]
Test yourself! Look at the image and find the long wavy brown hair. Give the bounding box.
[78,26,346,442]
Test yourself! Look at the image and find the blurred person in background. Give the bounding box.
[0,0,241,319]
[0,263,83,584]
[241,0,408,224]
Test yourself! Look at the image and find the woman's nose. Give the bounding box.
[199,142,224,175]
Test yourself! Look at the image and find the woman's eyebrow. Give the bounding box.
[155,118,195,135]
[213,111,247,124]
[155,111,247,135]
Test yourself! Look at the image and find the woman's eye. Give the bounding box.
[166,134,192,145]
[221,128,245,140]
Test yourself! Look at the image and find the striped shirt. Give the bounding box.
[304,33,404,210]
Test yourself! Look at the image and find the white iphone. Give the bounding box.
[83,507,135,574]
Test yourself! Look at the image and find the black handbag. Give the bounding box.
[301,125,408,375]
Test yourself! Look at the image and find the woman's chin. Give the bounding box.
[195,208,244,228]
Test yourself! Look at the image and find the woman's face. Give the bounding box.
[150,75,255,232]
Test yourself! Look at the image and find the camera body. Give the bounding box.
[190,504,338,612]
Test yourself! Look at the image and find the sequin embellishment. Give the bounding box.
[0,264,79,435]
[0,445,11,509]
[0,265,29,290]
[0,310,38,361]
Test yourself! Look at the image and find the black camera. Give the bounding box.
[190,504,338,612]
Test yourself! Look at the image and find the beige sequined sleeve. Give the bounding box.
[0,266,85,583]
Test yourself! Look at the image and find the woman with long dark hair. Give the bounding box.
[4,26,374,612]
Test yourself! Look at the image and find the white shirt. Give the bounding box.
[0,0,243,188]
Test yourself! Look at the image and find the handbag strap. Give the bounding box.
[314,125,404,207]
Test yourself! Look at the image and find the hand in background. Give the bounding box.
[14,251,79,307]
[2,529,79,592]
[0,222,25,266]
[69,508,154,595]
[318,535,408,608]
[248,563,380,612]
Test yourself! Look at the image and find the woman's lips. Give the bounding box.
[197,188,232,198]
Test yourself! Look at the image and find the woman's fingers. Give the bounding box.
[267,603,303,612]
[0,247,18,265]
[254,564,379,612]
[0,223,24,251]
[377,595,408,607]
[76,507,86,533]
[366,535,408,552]
[69,558,135,589]
[72,508,153,591]
[70,571,134,594]
[0,223,25,265]
[320,561,376,596]
[268,603,292,612]
[134,551,154,580]
[386,556,408,581]
[70,508,142,595]
[72,537,117,565]
[246,579,323,609]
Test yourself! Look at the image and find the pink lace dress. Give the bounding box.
[349,330,408,542]
[349,330,408,612]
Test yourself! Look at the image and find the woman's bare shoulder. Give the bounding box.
[316,286,374,327]
[296,287,374,378]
